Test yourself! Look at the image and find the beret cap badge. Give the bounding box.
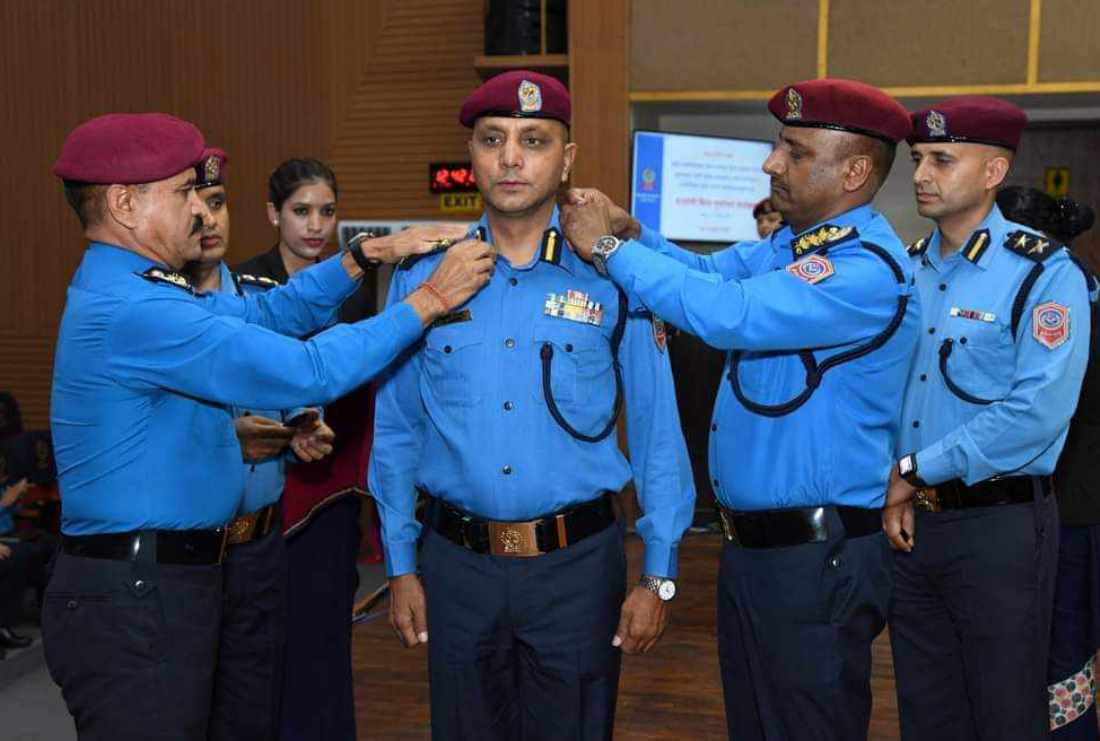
[203,155,220,183]
[518,80,543,113]
[786,87,803,120]
[926,110,947,137]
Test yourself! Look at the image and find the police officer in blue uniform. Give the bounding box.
[369,71,696,740]
[42,112,493,741]
[184,147,339,741]
[562,78,921,741]
[885,97,1090,741]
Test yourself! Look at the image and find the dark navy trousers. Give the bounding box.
[209,523,288,741]
[717,509,893,741]
[890,493,1059,741]
[420,521,627,741]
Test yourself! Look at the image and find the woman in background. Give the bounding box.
[998,185,1099,739]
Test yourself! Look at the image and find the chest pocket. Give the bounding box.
[533,290,627,443]
[938,315,1013,405]
[422,323,485,406]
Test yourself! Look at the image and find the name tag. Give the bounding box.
[432,309,472,328]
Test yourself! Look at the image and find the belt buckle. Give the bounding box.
[488,521,541,557]
[913,488,941,513]
[226,513,256,547]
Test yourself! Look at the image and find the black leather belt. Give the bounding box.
[914,475,1052,512]
[424,493,616,557]
[717,505,881,548]
[62,528,229,565]
[226,503,279,546]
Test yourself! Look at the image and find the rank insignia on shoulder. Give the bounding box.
[652,315,668,353]
[234,273,279,290]
[1005,230,1057,262]
[544,289,603,326]
[961,229,991,264]
[432,308,472,328]
[792,224,858,257]
[907,236,930,257]
[1033,301,1070,349]
[949,307,997,323]
[138,267,193,293]
[786,254,835,285]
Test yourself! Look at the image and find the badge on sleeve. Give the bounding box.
[1033,301,1070,349]
[545,290,603,326]
[652,315,667,353]
[786,254,835,285]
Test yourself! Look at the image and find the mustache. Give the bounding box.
[190,217,204,236]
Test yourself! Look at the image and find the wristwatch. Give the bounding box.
[897,453,928,489]
[591,235,623,277]
[347,232,383,272]
[639,575,677,602]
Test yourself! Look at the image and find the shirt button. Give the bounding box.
[711,423,718,431]
[960,336,968,345]
[502,465,513,475]
[928,327,935,335]
[920,373,927,382]
[509,277,518,286]
[505,338,515,349]
[503,401,514,411]
[712,478,720,488]
[912,420,921,428]
[938,283,947,291]
[66,599,78,610]
[444,345,453,353]
[565,343,574,353]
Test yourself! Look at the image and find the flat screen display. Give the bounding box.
[631,131,773,243]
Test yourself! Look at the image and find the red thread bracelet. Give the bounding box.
[420,281,449,313]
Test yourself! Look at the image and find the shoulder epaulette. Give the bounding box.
[906,235,931,257]
[234,273,280,290]
[792,224,859,257]
[137,267,194,294]
[1003,230,1061,263]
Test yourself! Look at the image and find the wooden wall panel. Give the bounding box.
[572,0,631,206]
[828,0,1029,86]
[1039,0,1100,82]
[631,0,818,92]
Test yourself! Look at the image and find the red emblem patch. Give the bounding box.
[1032,301,1070,349]
[786,254,835,285]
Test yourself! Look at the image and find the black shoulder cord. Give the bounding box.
[540,289,628,442]
[727,242,909,418]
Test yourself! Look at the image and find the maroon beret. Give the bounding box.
[768,78,912,144]
[196,147,229,189]
[459,70,571,128]
[53,113,205,184]
[908,96,1028,150]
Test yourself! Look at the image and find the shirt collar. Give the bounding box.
[217,262,237,294]
[927,204,1004,272]
[474,206,575,275]
[86,241,161,273]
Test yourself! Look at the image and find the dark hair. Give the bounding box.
[62,180,106,228]
[752,198,777,218]
[997,186,1095,244]
[267,159,338,211]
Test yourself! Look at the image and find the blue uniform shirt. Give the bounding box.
[51,242,424,535]
[215,262,303,516]
[899,205,1090,485]
[0,502,12,534]
[609,203,921,511]
[369,209,696,579]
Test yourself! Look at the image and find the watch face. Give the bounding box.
[657,580,676,601]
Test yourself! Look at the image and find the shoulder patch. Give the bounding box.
[906,235,930,257]
[792,224,858,257]
[1004,230,1060,263]
[234,273,280,290]
[137,267,194,294]
[1033,301,1070,349]
[786,254,836,285]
